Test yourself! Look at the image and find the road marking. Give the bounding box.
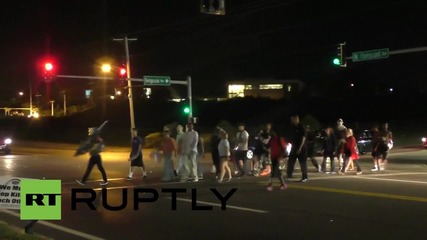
[276,184,427,203]
[167,197,269,214]
[0,209,106,240]
[351,176,427,185]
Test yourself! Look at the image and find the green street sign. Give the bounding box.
[352,48,389,62]
[143,76,171,86]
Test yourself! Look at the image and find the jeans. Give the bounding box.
[162,152,175,181]
[287,149,308,179]
[321,151,335,172]
[81,155,107,182]
[197,154,204,178]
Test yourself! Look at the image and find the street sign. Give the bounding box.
[143,76,171,86]
[352,48,389,62]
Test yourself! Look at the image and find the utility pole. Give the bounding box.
[113,36,138,134]
[50,100,55,116]
[29,83,33,116]
[62,91,67,116]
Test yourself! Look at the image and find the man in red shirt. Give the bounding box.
[266,131,288,191]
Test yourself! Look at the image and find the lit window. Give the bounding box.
[259,84,283,90]
[228,85,245,98]
[287,85,292,92]
[245,85,253,90]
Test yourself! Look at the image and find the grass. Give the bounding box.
[0,221,52,240]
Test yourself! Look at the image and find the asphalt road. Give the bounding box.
[1,142,427,240]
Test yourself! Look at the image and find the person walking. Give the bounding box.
[266,131,288,191]
[75,127,108,186]
[217,130,232,183]
[210,127,222,178]
[175,124,185,175]
[234,123,249,176]
[160,129,177,181]
[286,115,308,182]
[126,128,147,180]
[181,123,199,182]
[321,127,336,173]
[197,134,205,180]
[334,118,347,171]
[339,128,362,175]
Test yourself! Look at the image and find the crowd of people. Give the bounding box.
[73,116,393,191]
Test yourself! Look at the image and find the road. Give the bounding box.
[1,141,427,240]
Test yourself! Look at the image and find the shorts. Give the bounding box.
[131,154,144,167]
[234,150,247,162]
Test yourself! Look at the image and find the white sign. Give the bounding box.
[0,176,29,209]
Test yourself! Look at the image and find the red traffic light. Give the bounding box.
[45,62,53,71]
[119,68,127,76]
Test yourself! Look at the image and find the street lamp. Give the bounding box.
[101,64,112,73]
[18,91,24,96]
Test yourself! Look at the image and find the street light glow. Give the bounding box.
[18,91,24,96]
[101,64,112,73]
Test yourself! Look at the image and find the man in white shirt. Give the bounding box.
[234,123,249,176]
[181,123,199,182]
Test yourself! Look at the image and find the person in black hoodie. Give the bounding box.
[321,127,336,173]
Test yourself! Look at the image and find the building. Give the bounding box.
[227,79,305,99]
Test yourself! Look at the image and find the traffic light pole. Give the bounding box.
[113,37,138,134]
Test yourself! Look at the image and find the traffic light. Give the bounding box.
[119,67,127,81]
[200,0,225,15]
[183,106,190,114]
[43,61,56,82]
[333,42,347,67]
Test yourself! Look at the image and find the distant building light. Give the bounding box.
[350,83,355,87]
[228,84,245,98]
[287,85,292,92]
[244,85,253,90]
[170,98,186,102]
[259,84,283,90]
[110,95,115,100]
[389,88,393,92]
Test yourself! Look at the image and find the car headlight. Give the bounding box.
[4,138,12,145]
[422,138,426,143]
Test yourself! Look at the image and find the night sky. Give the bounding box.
[1,0,426,100]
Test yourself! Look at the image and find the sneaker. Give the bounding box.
[192,178,199,182]
[75,180,85,186]
[234,170,239,175]
[211,165,216,173]
[371,167,379,172]
[356,171,363,175]
[330,171,337,175]
[217,179,223,183]
[99,181,109,186]
[142,175,147,179]
[126,177,132,181]
[279,184,288,190]
[379,167,385,171]
[198,176,204,180]
[267,185,273,191]
[300,178,308,183]
[226,177,232,182]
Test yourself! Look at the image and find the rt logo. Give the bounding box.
[20,180,61,220]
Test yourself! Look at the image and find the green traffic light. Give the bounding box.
[183,107,190,114]
[333,58,341,65]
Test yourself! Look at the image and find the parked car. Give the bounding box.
[356,130,373,154]
[0,136,12,154]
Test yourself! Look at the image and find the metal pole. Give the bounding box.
[125,37,136,131]
[50,101,54,116]
[114,37,137,134]
[187,76,193,123]
[29,83,33,116]
[63,92,67,116]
